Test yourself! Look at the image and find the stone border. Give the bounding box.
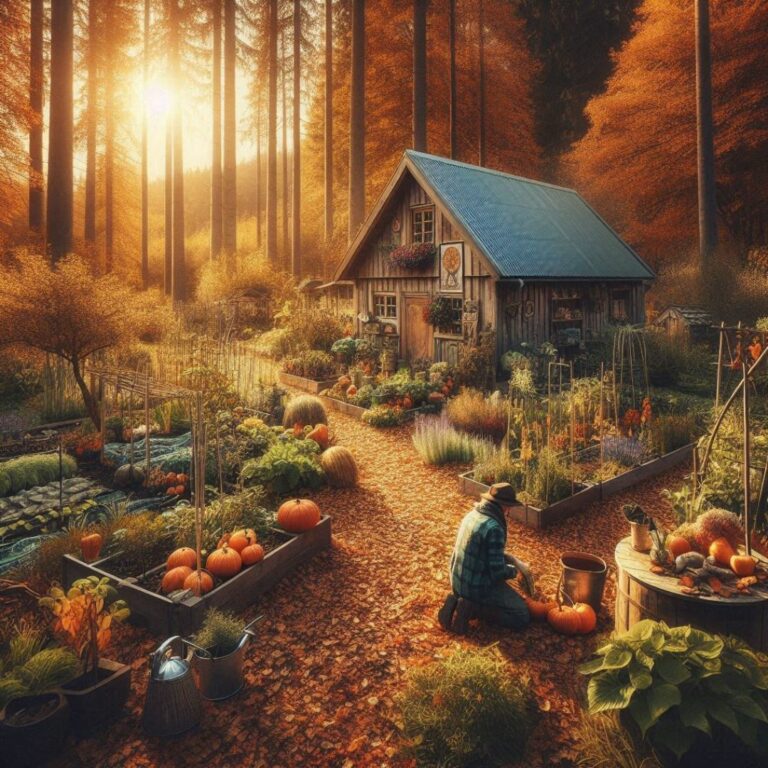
[63,516,332,635]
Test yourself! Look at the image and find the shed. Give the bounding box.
[334,150,655,368]
[653,306,714,344]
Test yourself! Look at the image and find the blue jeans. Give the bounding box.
[475,582,530,630]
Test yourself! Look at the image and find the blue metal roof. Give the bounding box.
[406,150,654,280]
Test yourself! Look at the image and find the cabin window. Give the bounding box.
[374,293,397,319]
[411,207,434,243]
[611,290,630,322]
[446,297,464,336]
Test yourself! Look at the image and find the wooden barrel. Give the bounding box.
[615,538,768,651]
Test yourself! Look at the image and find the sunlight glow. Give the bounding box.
[144,82,172,118]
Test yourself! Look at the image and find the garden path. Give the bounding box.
[55,410,683,768]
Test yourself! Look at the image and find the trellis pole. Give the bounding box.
[714,321,725,410]
[743,361,752,556]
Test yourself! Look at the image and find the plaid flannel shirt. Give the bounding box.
[450,501,517,601]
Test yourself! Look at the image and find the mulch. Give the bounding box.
[45,410,684,768]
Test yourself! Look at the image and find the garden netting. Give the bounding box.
[103,432,193,474]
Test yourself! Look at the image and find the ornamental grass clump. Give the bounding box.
[473,448,524,488]
[446,388,508,442]
[602,435,647,467]
[281,350,337,380]
[398,646,537,767]
[412,413,492,465]
[192,609,243,658]
[0,454,77,497]
[282,395,328,428]
[523,446,571,505]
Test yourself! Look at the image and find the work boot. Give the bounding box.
[452,597,478,636]
[437,594,458,631]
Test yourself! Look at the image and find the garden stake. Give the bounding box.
[743,361,751,556]
[715,320,725,410]
[145,377,151,479]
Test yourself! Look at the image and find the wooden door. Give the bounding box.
[403,295,434,362]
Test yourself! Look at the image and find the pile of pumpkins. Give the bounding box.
[163,472,188,497]
[160,498,322,596]
[524,594,597,635]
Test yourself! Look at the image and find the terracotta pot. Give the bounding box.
[0,692,70,767]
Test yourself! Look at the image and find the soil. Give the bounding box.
[37,408,684,768]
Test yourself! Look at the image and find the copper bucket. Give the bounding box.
[560,551,607,615]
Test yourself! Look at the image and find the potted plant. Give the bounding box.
[0,623,80,767]
[39,575,131,735]
[424,296,455,332]
[621,503,654,552]
[189,610,262,701]
[388,242,436,270]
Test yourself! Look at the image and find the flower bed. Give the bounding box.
[62,516,332,635]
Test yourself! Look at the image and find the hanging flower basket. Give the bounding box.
[423,295,455,332]
[388,242,436,270]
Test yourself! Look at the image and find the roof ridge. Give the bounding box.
[404,149,577,195]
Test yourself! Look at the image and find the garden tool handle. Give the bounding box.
[243,614,264,638]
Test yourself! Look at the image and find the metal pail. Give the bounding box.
[560,551,607,615]
[630,522,653,552]
[193,633,250,701]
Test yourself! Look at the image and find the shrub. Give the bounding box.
[474,448,525,488]
[240,437,325,495]
[412,413,491,465]
[455,330,497,391]
[362,405,405,428]
[281,350,337,380]
[524,446,572,505]
[648,413,698,456]
[282,395,328,428]
[0,642,81,709]
[579,620,768,764]
[0,454,78,497]
[602,435,647,467]
[398,646,537,767]
[446,388,508,441]
[192,609,243,657]
[284,307,346,353]
[253,327,294,359]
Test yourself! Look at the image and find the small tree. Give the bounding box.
[0,253,167,428]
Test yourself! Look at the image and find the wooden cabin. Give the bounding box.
[653,306,714,345]
[334,151,655,369]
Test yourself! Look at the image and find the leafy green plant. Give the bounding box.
[0,454,78,497]
[424,295,455,331]
[474,448,524,488]
[578,620,768,763]
[110,512,173,577]
[192,609,243,658]
[281,350,337,380]
[362,405,405,428]
[240,438,325,495]
[398,646,537,767]
[412,413,491,465]
[253,327,293,359]
[446,388,508,441]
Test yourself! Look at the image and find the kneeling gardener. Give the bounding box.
[438,482,530,634]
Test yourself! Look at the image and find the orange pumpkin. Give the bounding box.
[428,391,445,404]
[183,569,214,595]
[241,543,265,566]
[666,536,692,559]
[338,375,352,388]
[525,596,557,621]
[402,395,414,410]
[730,555,757,577]
[176,473,188,484]
[206,545,242,579]
[165,472,178,485]
[80,532,103,563]
[547,605,582,635]
[166,487,177,496]
[167,547,197,570]
[162,565,193,593]
[174,485,186,495]
[292,422,304,437]
[307,423,329,450]
[346,384,358,397]
[277,498,321,533]
[573,603,597,634]
[709,537,735,567]
[227,528,258,553]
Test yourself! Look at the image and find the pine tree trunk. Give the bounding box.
[170,0,186,301]
[449,0,457,160]
[478,0,486,167]
[29,0,44,236]
[695,0,718,272]
[141,0,149,288]
[324,0,333,245]
[281,28,289,268]
[291,0,301,277]
[255,92,262,249]
[84,0,97,247]
[211,0,223,261]
[222,0,237,263]
[164,117,173,295]
[266,0,278,266]
[104,16,115,273]
[412,0,427,152]
[348,0,365,241]
[47,0,74,262]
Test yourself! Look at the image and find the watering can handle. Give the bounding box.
[151,635,183,677]
[243,614,264,638]
[182,638,213,659]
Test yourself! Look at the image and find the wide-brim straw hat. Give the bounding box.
[480,482,518,505]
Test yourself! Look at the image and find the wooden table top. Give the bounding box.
[615,537,768,606]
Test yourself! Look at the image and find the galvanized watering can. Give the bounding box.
[142,636,204,737]
[191,616,263,701]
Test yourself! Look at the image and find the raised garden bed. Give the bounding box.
[457,471,600,529]
[278,371,339,395]
[62,516,331,635]
[318,395,435,422]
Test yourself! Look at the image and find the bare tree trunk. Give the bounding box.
[211,0,223,261]
[478,0,486,167]
[71,357,100,430]
[29,0,44,236]
[170,0,186,301]
[266,0,278,266]
[412,0,427,152]
[291,0,301,277]
[164,117,172,295]
[348,0,365,241]
[141,0,149,287]
[695,0,717,272]
[324,0,333,245]
[281,28,289,268]
[449,0,457,160]
[104,17,114,273]
[255,89,262,249]
[84,0,97,246]
[222,0,237,263]
[47,0,74,262]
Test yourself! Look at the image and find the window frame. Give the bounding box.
[433,295,465,338]
[411,205,435,244]
[373,292,398,320]
[610,289,631,322]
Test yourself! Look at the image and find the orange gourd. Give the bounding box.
[183,569,214,595]
[167,547,197,570]
[176,473,188,484]
[525,596,557,621]
[277,498,321,533]
[292,422,304,437]
[709,537,735,567]
[162,565,193,593]
[165,472,178,486]
[730,555,756,577]
[241,543,265,566]
[573,603,597,634]
[338,375,352,389]
[206,546,242,579]
[166,487,177,496]
[346,384,358,397]
[79,532,103,563]
[402,395,414,410]
[547,605,582,635]
[226,529,257,553]
[666,536,692,559]
[307,423,329,450]
[174,485,185,495]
